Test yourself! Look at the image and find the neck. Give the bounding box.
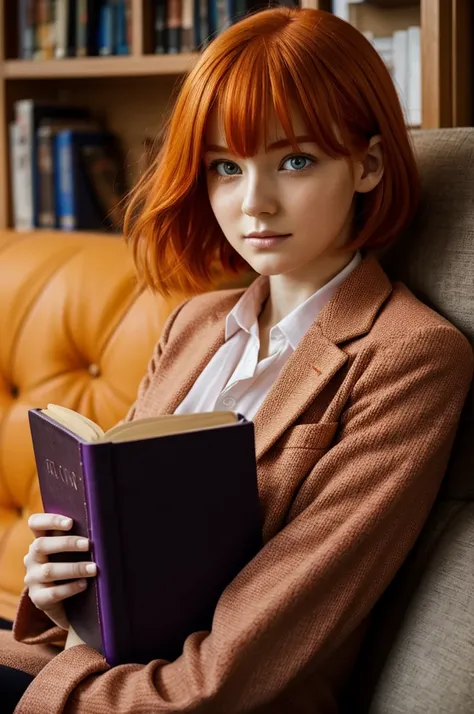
[259,251,356,329]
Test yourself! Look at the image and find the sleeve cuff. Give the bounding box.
[13,588,67,647]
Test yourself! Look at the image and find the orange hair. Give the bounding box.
[124,7,420,296]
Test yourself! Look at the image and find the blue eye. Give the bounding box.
[209,160,241,176]
[282,156,313,171]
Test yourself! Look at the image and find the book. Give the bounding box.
[28,405,261,666]
[80,139,127,231]
[9,122,31,231]
[167,0,182,53]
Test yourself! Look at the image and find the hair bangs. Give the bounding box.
[210,36,352,161]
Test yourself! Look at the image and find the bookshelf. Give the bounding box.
[0,0,472,232]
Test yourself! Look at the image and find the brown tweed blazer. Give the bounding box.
[3,255,473,714]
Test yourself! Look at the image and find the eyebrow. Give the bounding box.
[204,135,316,153]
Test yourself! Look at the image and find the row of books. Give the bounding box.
[18,0,131,59]
[152,0,295,54]
[10,101,128,232]
[367,26,421,127]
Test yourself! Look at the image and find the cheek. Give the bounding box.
[208,184,239,227]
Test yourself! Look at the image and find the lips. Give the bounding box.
[245,231,290,239]
[244,234,291,248]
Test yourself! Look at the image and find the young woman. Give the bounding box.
[1,7,472,713]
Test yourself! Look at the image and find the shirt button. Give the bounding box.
[222,397,236,408]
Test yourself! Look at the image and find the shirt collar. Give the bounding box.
[225,252,362,347]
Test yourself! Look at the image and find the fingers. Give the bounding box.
[25,559,97,587]
[28,513,73,539]
[31,535,89,556]
[29,579,89,611]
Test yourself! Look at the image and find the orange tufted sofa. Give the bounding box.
[0,230,199,622]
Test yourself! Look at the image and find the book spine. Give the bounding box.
[115,0,129,54]
[34,0,46,60]
[234,0,246,21]
[216,0,229,33]
[227,0,236,24]
[76,0,87,56]
[99,1,114,56]
[55,0,68,58]
[207,0,217,40]
[19,0,27,58]
[44,0,56,59]
[14,101,35,229]
[155,0,167,54]
[407,26,421,126]
[67,0,77,56]
[167,0,182,53]
[126,0,132,52]
[9,122,31,231]
[37,127,56,228]
[80,443,131,667]
[181,0,194,52]
[198,0,209,49]
[56,131,76,230]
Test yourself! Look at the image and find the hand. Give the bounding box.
[24,513,97,631]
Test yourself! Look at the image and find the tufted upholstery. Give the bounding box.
[0,231,190,621]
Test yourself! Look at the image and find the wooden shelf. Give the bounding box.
[4,54,199,79]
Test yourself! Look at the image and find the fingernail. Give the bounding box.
[78,579,87,589]
[61,518,72,527]
[77,539,89,550]
[86,563,97,575]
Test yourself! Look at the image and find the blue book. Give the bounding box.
[99,1,114,55]
[115,0,130,55]
[207,0,217,40]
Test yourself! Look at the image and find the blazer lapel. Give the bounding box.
[253,256,393,461]
[253,328,347,461]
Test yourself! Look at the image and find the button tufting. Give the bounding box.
[10,385,19,398]
[88,364,100,378]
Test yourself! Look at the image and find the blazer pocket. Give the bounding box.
[277,422,338,451]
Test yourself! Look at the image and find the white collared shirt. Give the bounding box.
[174,253,362,420]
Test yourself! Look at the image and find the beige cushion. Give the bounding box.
[349,129,474,713]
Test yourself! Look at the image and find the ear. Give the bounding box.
[354,135,384,194]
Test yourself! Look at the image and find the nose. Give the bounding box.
[241,173,278,217]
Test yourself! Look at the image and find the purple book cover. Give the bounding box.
[28,409,262,666]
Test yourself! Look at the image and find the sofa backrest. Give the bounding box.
[349,129,474,713]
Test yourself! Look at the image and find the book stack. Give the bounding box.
[10,100,128,232]
[153,0,298,53]
[366,26,421,127]
[18,0,131,59]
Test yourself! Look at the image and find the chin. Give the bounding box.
[245,261,291,277]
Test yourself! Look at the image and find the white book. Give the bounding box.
[372,36,394,75]
[9,122,32,231]
[55,0,68,59]
[407,26,421,126]
[13,101,35,230]
[392,30,409,122]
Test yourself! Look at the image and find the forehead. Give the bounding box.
[205,104,309,147]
